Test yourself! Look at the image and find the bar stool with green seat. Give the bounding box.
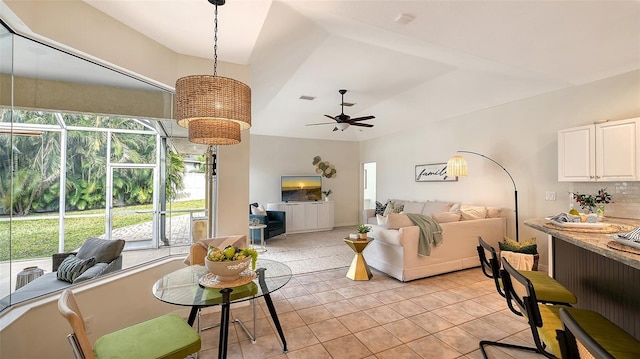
[58,288,201,359]
[480,257,609,359]
[477,236,577,308]
[559,307,640,359]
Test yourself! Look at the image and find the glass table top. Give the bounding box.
[152,259,292,307]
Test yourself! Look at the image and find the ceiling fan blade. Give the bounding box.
[349,116,375,122]
[306,122,335,126]
[324,115,337,121]
[350,122,374,128]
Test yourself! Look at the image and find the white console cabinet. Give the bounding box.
[558,117,639,182]
[266,201,334,234]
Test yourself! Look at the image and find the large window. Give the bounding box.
[0,21,205,311]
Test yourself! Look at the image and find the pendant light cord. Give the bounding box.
[213,3,218,76]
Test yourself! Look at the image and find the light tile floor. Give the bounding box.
[195,266,546,359]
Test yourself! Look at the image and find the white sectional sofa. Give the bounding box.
[362,199,506,281]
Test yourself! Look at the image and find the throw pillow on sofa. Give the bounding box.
[421,201,453,216]
[384,213,414,229]
[383,201,404,216]
[460,205,487,220]
[57,255,97,283]
[375,201,388,216]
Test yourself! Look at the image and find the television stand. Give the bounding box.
[266,201,334,234]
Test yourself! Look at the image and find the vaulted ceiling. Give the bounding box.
[14,1,640,143]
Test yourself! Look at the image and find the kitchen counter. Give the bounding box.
[526,217,640,340]
[525,217,640,270]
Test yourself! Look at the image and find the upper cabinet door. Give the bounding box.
[596,117,639,181]
[558,117,640,182]
[558,125,594,181]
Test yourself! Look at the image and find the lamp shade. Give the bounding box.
[336,123,349,131]
[446,155,468,177]
[175,75,251,130]
[188,119,241,145]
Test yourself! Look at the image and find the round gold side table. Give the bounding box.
[343,237,373,280]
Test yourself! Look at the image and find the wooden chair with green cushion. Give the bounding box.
[477,236,577,309]
[559,307,640,359]
[58,289,201,359]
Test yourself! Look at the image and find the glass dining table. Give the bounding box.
[152,259,292,359]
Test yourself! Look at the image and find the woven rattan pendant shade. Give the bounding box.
[175,75,251,130]
[188,119,241,145]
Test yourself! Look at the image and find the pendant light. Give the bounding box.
[175,0,251,145]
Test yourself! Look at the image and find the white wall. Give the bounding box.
[250,135,360,227]
[360,69,640,268]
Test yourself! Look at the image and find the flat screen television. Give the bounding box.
[281,175,322,202]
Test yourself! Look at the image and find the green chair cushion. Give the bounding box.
[520,270,577,304]
[94,313,201,359]
[564,308,640,359]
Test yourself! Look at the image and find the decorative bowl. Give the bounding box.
[204,256,251,281]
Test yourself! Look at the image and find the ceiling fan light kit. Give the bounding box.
[306,89,375,132]
[175,0,251,146]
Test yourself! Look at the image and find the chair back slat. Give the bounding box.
[58,289,96,359]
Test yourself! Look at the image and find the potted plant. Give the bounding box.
[357,224,371,239]
[571,188,613,217]
[322,189,333,201]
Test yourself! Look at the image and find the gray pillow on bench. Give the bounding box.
[76,238,125,263]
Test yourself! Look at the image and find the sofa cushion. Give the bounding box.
[376,214,387,226]
[402,201,425,214]
[76,238,125,263]
[486,207,503,218]
[460,205,487,220]
[384,213,414,229]
[421,201,453,215]
[375,201,388,216]
[431,211,461,223]
[57,255,96,283]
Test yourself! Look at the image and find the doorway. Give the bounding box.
[107,165,158,250]
[363,162,376,210]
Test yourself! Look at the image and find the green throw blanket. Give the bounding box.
[405,213,443,256]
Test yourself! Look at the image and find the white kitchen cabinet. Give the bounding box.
[266,201,334,233]
[558,117,639,182]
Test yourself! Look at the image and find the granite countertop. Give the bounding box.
[525,217,640,270]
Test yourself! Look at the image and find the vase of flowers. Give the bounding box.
[571,188,613,217]
[322,189,333,201]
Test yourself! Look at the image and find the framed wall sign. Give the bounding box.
[415,163,457,182]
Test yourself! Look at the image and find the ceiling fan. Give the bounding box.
[306,89,375,131]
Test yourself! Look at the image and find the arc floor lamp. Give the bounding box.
[447,151,519,242]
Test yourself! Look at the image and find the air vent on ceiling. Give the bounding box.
[299,95,315,101]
